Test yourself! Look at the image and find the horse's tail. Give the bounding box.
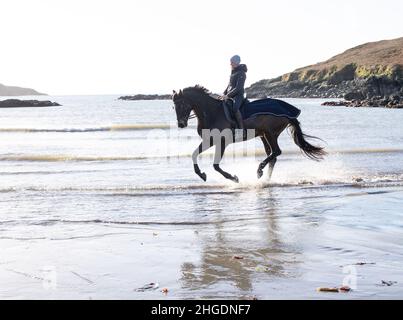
[288,118,326,161]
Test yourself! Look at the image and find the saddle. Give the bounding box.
[222,98,249,128]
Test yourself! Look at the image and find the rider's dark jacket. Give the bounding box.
[224,64,247,111]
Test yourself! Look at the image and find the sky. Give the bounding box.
[1,0,402,95]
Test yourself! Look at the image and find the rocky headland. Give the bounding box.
[0,83,46,96]
[246,37,403,108]
[0,99,61,108]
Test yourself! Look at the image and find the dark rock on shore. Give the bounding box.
[344,91,365,101]
[0,99,61,108]
[119,94,171,101]
[322,101,349,107]
[322,95,403,109]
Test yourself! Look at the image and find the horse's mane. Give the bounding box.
[183,85,220,101]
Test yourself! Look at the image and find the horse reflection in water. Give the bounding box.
[172,86,326,183]
[179,191,301,296]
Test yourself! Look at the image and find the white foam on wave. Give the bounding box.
[214,152,401,189]
[1,175,403,195]
[271,155,359,185]
[0,123,172,133]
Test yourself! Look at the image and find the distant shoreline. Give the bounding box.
[1,94,401,109]
[118,93,402,109]
[119,94,171,101]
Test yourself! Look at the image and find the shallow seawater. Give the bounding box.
[0,95,402,299]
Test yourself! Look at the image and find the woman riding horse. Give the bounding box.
[222,55,247,131]
[172,86,326,183]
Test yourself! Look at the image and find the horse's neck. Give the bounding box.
[192,105,208,129]
[191,95,223,129]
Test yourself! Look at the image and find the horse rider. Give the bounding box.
[222,55,247,130]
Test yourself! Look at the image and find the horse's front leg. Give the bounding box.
[213,137,239,183]
[192,140,212,181]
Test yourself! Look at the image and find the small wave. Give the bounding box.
[1,176,402,195]
[0,123,172,133]
[0,184,232,193]
[333,148,403,155]
[2,147,403,162]
[0,216,269,228]
[0,169,114,175]
[0,155,152,162]
[0,151,262,162]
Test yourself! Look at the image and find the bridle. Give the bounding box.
[173,96,197,121]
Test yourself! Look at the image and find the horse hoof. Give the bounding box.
[232,175,239,183]
[257,170,263,179]
[200,172,207,181]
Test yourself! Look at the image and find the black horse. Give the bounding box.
[172,85,326,183]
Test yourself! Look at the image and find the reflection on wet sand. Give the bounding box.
[180,191,302,296]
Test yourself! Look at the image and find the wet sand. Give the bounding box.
[1,181,402,299]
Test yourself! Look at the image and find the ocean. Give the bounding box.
[0,95,402,299]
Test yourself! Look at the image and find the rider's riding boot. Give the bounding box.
[234,110,244,129]
[234,110,246,140]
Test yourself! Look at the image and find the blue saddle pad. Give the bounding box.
[240,98,301,120]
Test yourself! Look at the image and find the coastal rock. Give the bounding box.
[321,101,348,107]
[246,37,403,103]
[327,63,356,85]
[0,99,61,108]
[344,91,365,101]
[119,94,171,101]
[322,97,403,109]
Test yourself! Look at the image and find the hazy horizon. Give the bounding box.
[1,0,402,95]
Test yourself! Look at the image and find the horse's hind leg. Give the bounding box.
[263,135,278,181]
[213,138,239,183]
[258,135,270,179]
[267,157,277,181]
[257,133,281,180]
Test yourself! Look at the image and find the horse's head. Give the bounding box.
[172,89,192,128]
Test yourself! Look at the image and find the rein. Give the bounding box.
[188,112,197,120]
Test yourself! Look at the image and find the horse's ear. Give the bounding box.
[179,89,183,95]
[172,90,177,95]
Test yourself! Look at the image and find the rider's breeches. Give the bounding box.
[231,95,243,113]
